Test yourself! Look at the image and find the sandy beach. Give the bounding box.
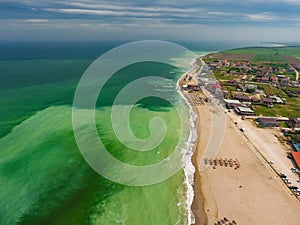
[181,58,300,225]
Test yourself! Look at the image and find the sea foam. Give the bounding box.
[176,60,199,225]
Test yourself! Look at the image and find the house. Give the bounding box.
[257,118,279,127]
[261,76,270,83]
[224,99,243,109]
[233,94,251,102]
[245,84,257,90]
[236,83,246,92]
[255,89,265,95]
[235,106,254,115]
[286,118,300,129]
[270,76,278,83]
[270,96,284,104]
[207,83,222,90]
[251,98,260,104]
[280,77,290,86]
[277,75,286,80]
[261,98,273,107]
[288,66,295,72]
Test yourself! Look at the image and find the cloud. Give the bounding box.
[64,2,202,13]
[1,0,300,41]
[207,11,233,16]
[44,8,161,17]
[23,19,48,23]
[247,13,275,21]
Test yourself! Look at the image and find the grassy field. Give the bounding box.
[220,47,300,63]
[255,83,287,96]
[253,97,300,117]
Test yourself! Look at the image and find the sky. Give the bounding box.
[1,0,300,42]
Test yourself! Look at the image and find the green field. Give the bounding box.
[253,97,300,118]
[221,47,300,62]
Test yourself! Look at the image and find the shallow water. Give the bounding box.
[0,105,187,225]
[0,44,193,225]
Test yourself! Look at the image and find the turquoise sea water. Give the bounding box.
[0,42,197,225]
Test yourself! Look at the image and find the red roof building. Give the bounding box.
[291,152,300,169]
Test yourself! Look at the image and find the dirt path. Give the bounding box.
[295,68,299,81]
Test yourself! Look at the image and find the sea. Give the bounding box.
[0,40,259,225]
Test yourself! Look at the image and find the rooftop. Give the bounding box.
[257,118,279,126]
[293,143,300,152]
[236,107,254,113]
[224,99,241,104]
[291,152,300,169]
[262,98,273,103]
[233,94,251,101]
[290,118,300,125]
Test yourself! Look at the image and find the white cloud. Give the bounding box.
[44,8,161,17]
[65,2,202,14]
[207,11,233,16]
[23,19,48,23]
[247,13,275,21]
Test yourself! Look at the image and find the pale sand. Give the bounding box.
[191,104,300,225]
[191,101,211,225]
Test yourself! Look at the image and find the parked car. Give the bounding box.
[289,186,298,190]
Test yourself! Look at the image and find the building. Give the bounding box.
[270,96,284,104]
[257,118,279,127]
[280,77,290,86]
[261,76,270,83]
[291,152,300,169]
[270,76,279,83]
[261,98,273,107]
[286,118,300,129]
[251,98,260,104]
[233,94,251,102]
[224,99,243,109]
[245,84,257,90]
[293,143,300,152]
[235,106,254,116]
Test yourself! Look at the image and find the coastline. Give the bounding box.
[176,61,198,225]
[179,55,300,225]
[177,57,209,225]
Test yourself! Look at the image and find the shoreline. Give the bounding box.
[177,57,208,225]
[176,61,198,225]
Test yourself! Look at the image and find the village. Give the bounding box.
[180,54,300,197]
[200,54,300,130]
